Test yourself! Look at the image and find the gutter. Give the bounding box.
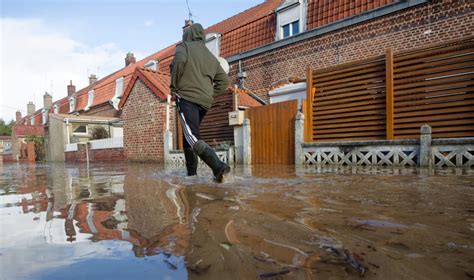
[227,0,427,63]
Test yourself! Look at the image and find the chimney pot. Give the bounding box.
[16,111,22,122]
[27,101,36,116]
[89,74,97,85]
[67,80,76,97]
[125,52,136,67]
[43,92,53,110]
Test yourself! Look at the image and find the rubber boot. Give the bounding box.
[193,140,230,183]
[184,148,198,176]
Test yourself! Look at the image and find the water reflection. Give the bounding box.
[0,162,473,279]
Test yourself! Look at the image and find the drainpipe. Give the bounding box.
[166,94,171,131]
[65,119,70,144]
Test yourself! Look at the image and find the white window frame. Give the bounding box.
[205,32,221,58]
[276,0,306,41]
[42,109,48,125]
[144,60,158,71]
[30,117,35,125]
[53,103,59,114]
[84,89,94,111]
[72,124,89,136]
[69,96,76,113]
[111,77,124,110]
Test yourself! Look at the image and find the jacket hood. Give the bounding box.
[182,23,205,42]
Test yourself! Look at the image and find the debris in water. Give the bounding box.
[259,269,291,278]
[324,246,366,275]
[188,264,211,275]
[220,242,233,250]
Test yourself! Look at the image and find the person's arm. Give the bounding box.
[170,43,187,96]
[212,64,228,97]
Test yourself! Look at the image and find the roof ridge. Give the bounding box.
[206,0,280,33]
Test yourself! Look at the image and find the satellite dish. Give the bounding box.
[218,57,230,74]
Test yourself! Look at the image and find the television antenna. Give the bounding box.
[185,0,193,21]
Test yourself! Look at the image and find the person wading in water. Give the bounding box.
[170,22,231,183]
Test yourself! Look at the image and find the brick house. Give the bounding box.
[119,67,261,162]
[222,0,473,102]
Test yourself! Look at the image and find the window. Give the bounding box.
[42,109,48,125]
[115,77,124,98]
[69,97,76,113]
[111,77,124,110]
[205,33,221,58]
[84,90,94,111]
[276,0,306,40]
[54,103,59,114]
[30,117,35,125]
[282,20,300,38]
[73,125,88,135]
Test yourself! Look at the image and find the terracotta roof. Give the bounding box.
[50,113,121,123]
[307,0,395,30]
[119,68,170,109]
[230,87,263,108]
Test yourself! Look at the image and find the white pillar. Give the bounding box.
[295,111,304,165]
[419,124,432,168]
[242,118,251,165]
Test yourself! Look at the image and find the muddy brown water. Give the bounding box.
[0,163,473,280]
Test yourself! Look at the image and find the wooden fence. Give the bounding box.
[246,100,298,164]
[306,36,474,142]
[176,91,235,150]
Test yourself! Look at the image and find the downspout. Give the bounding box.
[65,119,70,144]
[237,59,267,105]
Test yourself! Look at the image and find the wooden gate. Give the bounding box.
[245,100,298,164]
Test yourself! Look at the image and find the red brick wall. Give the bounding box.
[122,79,174,162]
[65,144,124,163]
[228,1,473,101]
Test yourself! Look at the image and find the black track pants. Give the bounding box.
[176,97,207,149]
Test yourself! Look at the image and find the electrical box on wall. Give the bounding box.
[228,111,244,126]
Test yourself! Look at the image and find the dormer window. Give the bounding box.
[276,0,306,40]
[111,77,124,110]
[84,89,94,111]
[205,33,221,58]
[30,117,35,125]
[69,96,76,113]
[53,103,59,114]
[42,109,48,125]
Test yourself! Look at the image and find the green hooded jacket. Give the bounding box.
[170,23,229,110]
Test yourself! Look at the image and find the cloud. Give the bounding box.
[144,19,154,27]
[0,18,127,121]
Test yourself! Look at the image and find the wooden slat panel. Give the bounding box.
[315,103,386,116]
[395,106,473,118]
[393,42,474,64]
[395,80,474,96]
[394,57,474,78]
[395,87,474,101]
[314,64,386,83]
[313,115,385,125]
[314,125,386,134]
[315,98,385,111]
[317,76,385,91]
[395,118,474,129]
[395,93,474,107]
[394,68,474,86]
[395,112,474,124]
[316,91,384,105]
[394,74,474,90]
[395,100,474,113]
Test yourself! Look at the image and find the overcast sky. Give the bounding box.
[0,0,264,121]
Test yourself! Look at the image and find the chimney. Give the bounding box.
[125,52,136,66]
[67,80,76,97]
[16,111,22,122]
[89,74,97,85]
[43,92,53,110]
[27,101,36,115]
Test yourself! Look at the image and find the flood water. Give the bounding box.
[0,162,473,280]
